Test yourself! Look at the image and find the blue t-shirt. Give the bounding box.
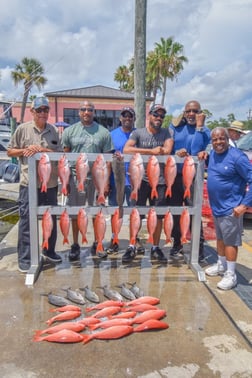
[110,126,135,186]
[207,146,252,216]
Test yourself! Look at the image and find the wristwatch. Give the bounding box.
[196,127,204,132]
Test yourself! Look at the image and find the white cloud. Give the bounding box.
[0,0,252,121]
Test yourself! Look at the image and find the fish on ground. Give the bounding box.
[180,207,190,244]
[127,282,144,298]
[112,152,125,209]
[49,304,81,313]
[42,209,53,250]
[121,303,158,313]
[82,325,134,344]
[34,321,86,338]
[133,319,169,332]
[92,154,111,205]
[129,208,141,246]
[41,292,71,307]
[38,153,52,193]
[164,210,174,244]
[46,310,82,326]
[76,152,90,192]
[85,300,124,312]
[131,309,166,324]
[146,155,160,199]
[89,318,133,331]
[109,311,137,320]
[146,207,157,244]
[79,285,100,303]
[78,317,101,326]
[164,155,177,198]
[117,283,136,301]
[34,329,84,343]
[59,208,70,245]
[111,207,123,245]
[58,154,71,196]
[127,296,160,306]
[62,287,86,305]
[100,285,124,302]
[129,153,144,203]
[94,209,106,253]
[182,155,196,199]
[77,208,88,244]
[90,306,122,319]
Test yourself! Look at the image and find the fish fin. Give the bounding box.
[62,187,68,196]
[130,191,137,201]
[165,188,171,198]
[41,184,47,193]
[147,235,154,244]
[78,182,84,192]
[112,236,119,244]
[97,194,105,205]
[82,334,93,344]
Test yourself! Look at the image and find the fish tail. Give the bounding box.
[85,307,92,312]
[63,237,70,245]
[33,334,43,342]
[130,191,137,201]
[183,188,190,199]
[151,188,158,199]
[165,188,171,198]
[88,324,98,331]
[82,236,88,244]
[42,240,49,250]
[78,182,84,192]
[62,186,68,196]
[82,334,93,344]
[96,242,103,252]
[45,319,52,326]
[41,183,47,193]
[147,235,154,244]
[97,194,105,205]
[33,330,43,338]
[180,236,188,244]
[129,237,136,245]
[165,237,173,244]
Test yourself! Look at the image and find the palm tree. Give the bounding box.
[11,57,47,123]
[148,37,188,105]
[114,65,130,90]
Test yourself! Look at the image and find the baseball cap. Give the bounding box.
[149,104,166,115]
[31,96,49,109]
[121,107,135,117]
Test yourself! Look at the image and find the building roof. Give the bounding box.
[45,85,149,100]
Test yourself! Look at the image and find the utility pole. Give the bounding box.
[134,0,147,128]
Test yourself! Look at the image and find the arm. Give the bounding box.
[123,138,173,156]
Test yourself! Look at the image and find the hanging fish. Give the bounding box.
[38,153,51,193]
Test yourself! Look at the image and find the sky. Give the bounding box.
[0,0,252,121]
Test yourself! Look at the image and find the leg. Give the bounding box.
[17,186,30,271]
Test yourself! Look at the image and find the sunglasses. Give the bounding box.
[80,107,94,112]
[35,107,49,113]
[185,109,200,114]
[151,112,165,119]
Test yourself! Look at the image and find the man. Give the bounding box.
[107,106,144,254]
[7,96,62,272]
[122,104,173,263]
[61,100,114,260]
[168,100,211,262]
[203,127,252,290]
[227,120,246,147]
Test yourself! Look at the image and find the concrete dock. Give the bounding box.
[0,182,252,377]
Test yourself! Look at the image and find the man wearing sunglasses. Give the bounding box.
[7,96,62,273]
[62,100,114,260]
[168,100,211,262]
[122,104,173,263]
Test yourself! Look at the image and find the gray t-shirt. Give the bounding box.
[129,127,171,184]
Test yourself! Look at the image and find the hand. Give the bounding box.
[196,112,206,127]
[175,148,188,157]
[152,146,165,155]
[23,145,42,157]
[198,151,208,160]
[232,204,247,217]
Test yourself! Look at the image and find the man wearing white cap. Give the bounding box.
[227,120,246,147]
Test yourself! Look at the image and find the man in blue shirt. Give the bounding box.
[168,100,211,262]
[203,127,252,290]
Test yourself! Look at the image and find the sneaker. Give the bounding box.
[136,237,145,254]
[42,250,62,263]
[18,265,30,273]
[205,262,226,277]
[151,247,167,263]
[96,251,108,259]
[217,271,237,290]
[122,246,136,263]
[170,244,183,256]
[69,243,80,261]
[106,239,119,254]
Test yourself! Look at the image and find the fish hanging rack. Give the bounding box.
[26,152,205,285]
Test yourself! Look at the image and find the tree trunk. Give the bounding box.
[161,77,167,106]
[20,84,31,123]
[134,0,147,128]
